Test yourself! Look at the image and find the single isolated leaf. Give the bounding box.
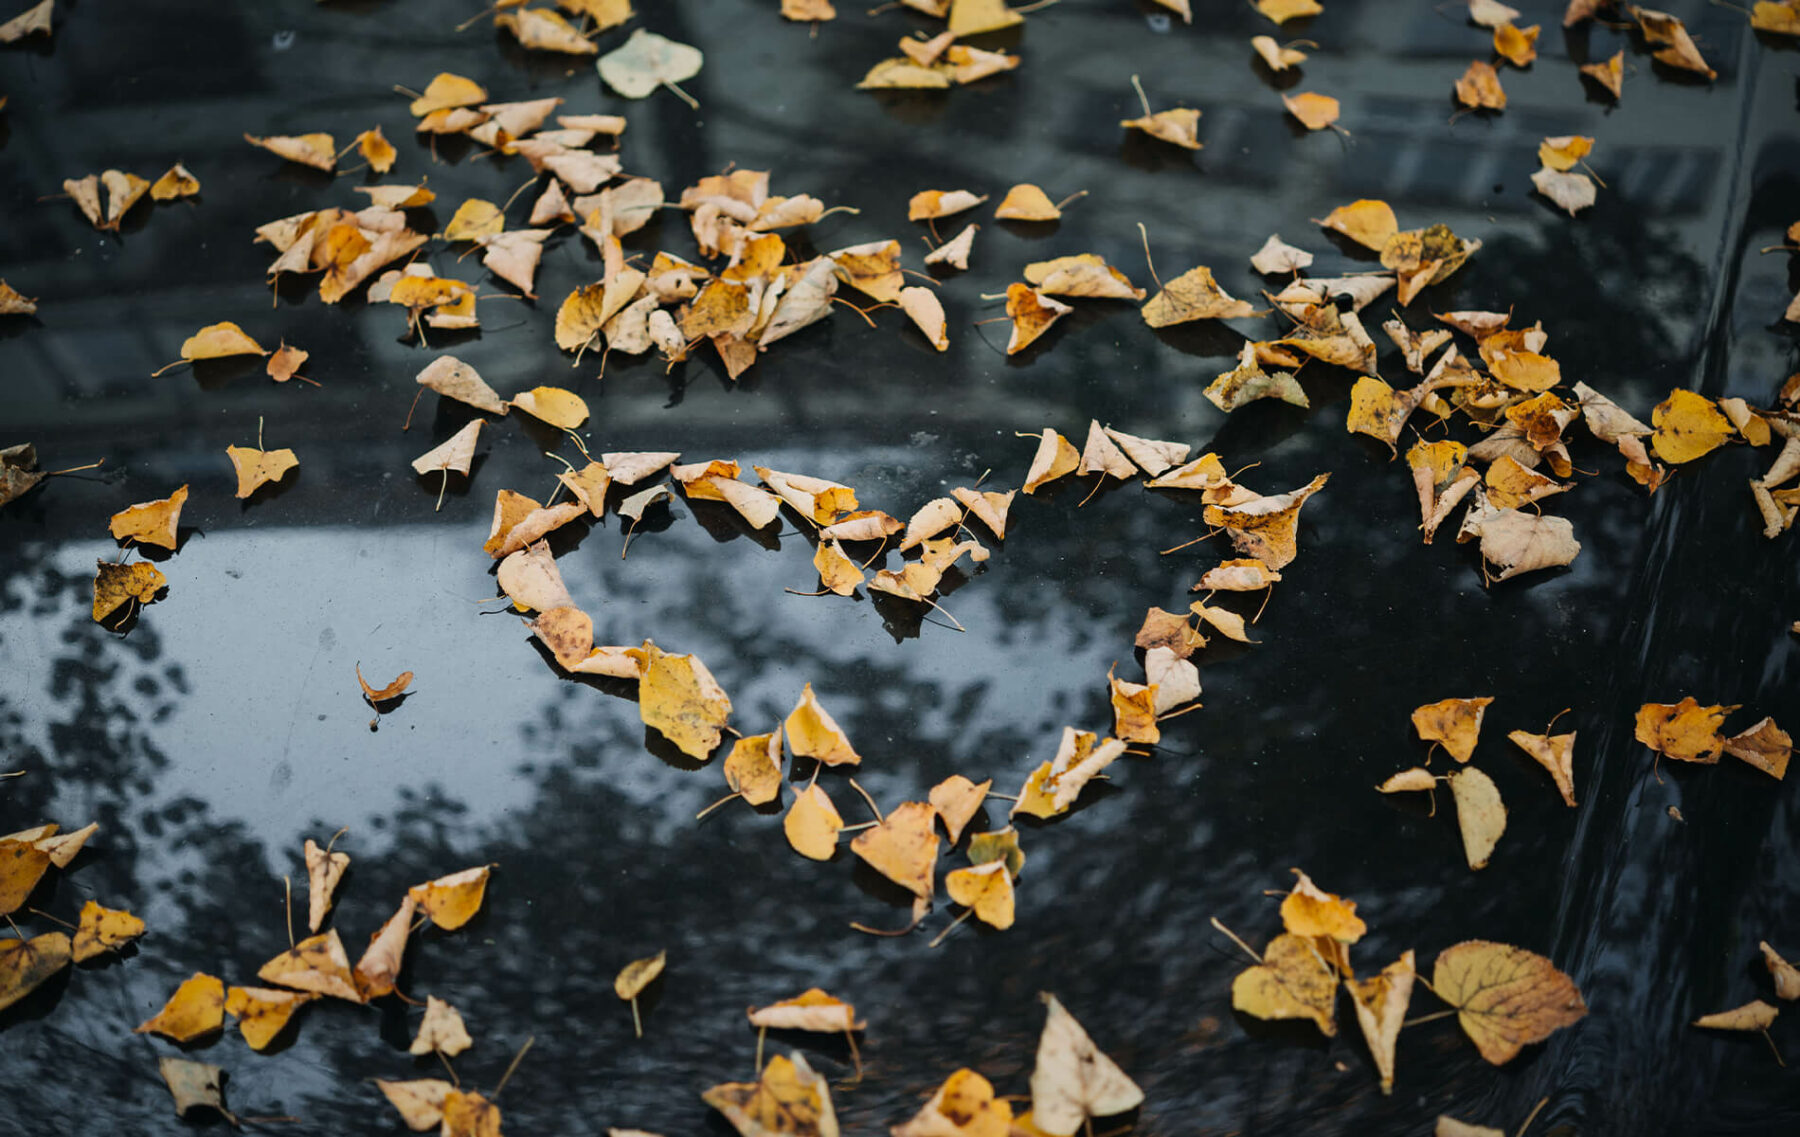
[225,986,317,1051]
[615,950,667,1000]
[1232,933,1338,1036]
[412,420,483,478]
[1723,717,1790,780]
[1635,698,1734,764]
[1121,105,1202,150]
[407,865,492,930]
[785,683,861,767]
[703,1052,839,1137]
[108,484,187,550]
[1693,1000,1779,1031]
[72,900,145,962]
[949,0,1024,35]
[441,1090,504,1137]
[1283,92,1340,131]
[1448,766,1506,870]
[1412,696,1494,764]
[1432,940,1587,1063]
[150,162,200,201]
[0,280,39,316]
[967,827,1026,878]
[0,0,53,44]
[925,223,977,270]
[1316,199,1399,251]
[1251,35,1307,70]
[1455,61,1506,109]
[1493,22,1540,66]
[354,895,416,1000]
[227,445,298,499]
[1509,728,1578,806]
[747,988,865,1033]
[1533,168,1597,216]
[410,995,473,1056]
[899,286,949,351]
[724,732,784,806]
[1255,0,1322,22]
[1456,497,1580,582]
[244,132,337,171]
[909,189,988,221]
[356,664,413,705]
[1580,51,1624,98]
[497,7,599,54]
[1029,993,1144,1136]
[638,644,732,760]
[136,972,226,1041]
[995,183,1063,222]
[92,560,166,624]
[598,29,704,100]
[1250,234,1314,274]
[1761,942,1800,1001]
[159,1057,234,1125]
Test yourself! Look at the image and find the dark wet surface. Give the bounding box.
[3,1,1798,1133]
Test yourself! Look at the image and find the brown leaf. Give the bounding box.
[1432,940,1586,1063]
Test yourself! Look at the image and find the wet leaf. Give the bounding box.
[357,664,413,704]
[1022,429,1080,494]
[1580,50,1624,98]
[1004,284,1072,354]
[92,560,166,624]
[1251,35,1307,70]
[929,775,991,844]
[1454,61,1506,109]
[378,1078,454,1132]
[227,444,299,499]
[1532,168,1596,216]
[353,895,415,1000]
[259,929,364,1002]
[1635,698,1735,764]
[995,183,1062,221]
[407,865,492,930]
[615,950,666,1000]
[724,732,784,806]
[159,1057,234,1124]
[410,995,472,1056]
[1448,767,1505,870]
[1509,728,1578,806]
[225,986,317,1050]
[136,972,226,1041]
[0,931,71,1012]
[703,1052,839,1137]
[72,900,144,962]
[785,784,844,861]
[1030,993,1143,1136]
[1282,92,1339,131]
[244,131,337,171]
[1350,950,1415,1095]
[1202,473,1329,569]
[1761,942,1800,1001]
[510,386,590,430]
[1279,869,1366,943]
[0,0,52,43]
[1232,933,1338,1036]
[1651,388,1733,464]
[1456,496,1580,581]
[1432,940,1587,1063]
[1141,265,1255,326]
[945,860,1014,929]
[497,6,599,54]
[304,836,349,932]
[412,420,483,479]
[1412,697,1494,764]
[850,801,940,901]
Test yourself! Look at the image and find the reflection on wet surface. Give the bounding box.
[3,1,1798,1134]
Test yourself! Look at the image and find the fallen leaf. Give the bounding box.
[1723,717,1790,779]
[851,800,940,901]
[225,986,317,1050]
[1448,766,1505,869]
[497,6,599,53]
[1436,1118,1504,1137]
[949,0,1024,35]
[1194,558,1283,591]
[1456,496,1580,582]
[1635,698,1735,764]
[1428,941,1594,1072]
[1279,869,1367,943]
[376,1078,454,1132]
[0,280,39,316]
[304,836,349,932]
[137,972,226,1041]
[703,1052,839,1137]
[725,732,785,806]
[227,444,299,499]
[72,900,145,962]
[994,183,1063,221]
[1206,342,1308,412]
[1026,254,1144,301]
[1509,728,1578,805]
[159,1057,234,1125]
[510,386,591,430]
[1693,1000,1778,1030]
[1751,0,1800,33]
[830,239,904,302]
[900,286,949,351]
[1761,942,1800,1001]
[1631,6,1715,79]
[747,987,865,1032]
[416,356,507,414]
[441,1090,504,1137]
[1030,993,1144,1136]
[1580,50,1624,98]
[893,1068,1012,1137]
[483,490,586,559]
[1251,35,1307,70]
[0,0,52,43]
[108,485,187,550]
[92,560,166,624]
[1250,234,1313,274]
[1022,429,1080,494]
[1004,283,1072,354]
[1493,22,1540,66]
[1141,266,1255,326]
[353,895,415,1000]
[1350,951,1415,1095]
[1232,933,1338,1036]
[639,644,733,760]
[258,929,364,1002]
[784,683,861,767]
[1121,104,1202,150]
[1651,388,1734,464]
[1077,420,1138,480]
[925,224,977,271]
[1316,199,1398,251]
[409,995,473,1056]
[1109,672,1160,745]
[356,664,413,705]
[1454,61,1506,109]
[945,860,1015,929]
[910,189,988,221]
[928,775,991,845]
[148,162,200,201]
[1468,0,1521,26]
[1283,91,1340,131]
[407,865,492,930]
[599,29,704,99]
[1202,473,1330,569]
[412,420,483,479]
[244,131,337,171]
[1412,697,1494,764]
[0,931,70,1012]
[1012,729,1127,819]
[1532,168,1596,216]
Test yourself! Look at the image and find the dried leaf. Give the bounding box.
[1454,61,1506,109]
[1251,35,1307,70]
[244,131,337,171]
[1580,51,1624,98]
[599,29,703,98]
[92,560,166,624]
[1761,942,1800,1000]
[1632,6,1715,79]
[949,0,1024,35]
[1448,767,1505,870]
[510,386,591,430]
[1121,106,1202,149]
[1635,698,1735,764]
[0,931,70,1012]
[225,986,317,1050]
[497,6,599,53]
[1283,92,1340,131]
[1432,940,1587,1063]
[412,420,483,479]
[1651,388,1733,464]
[1029,993,1143,1136]
[639,643,732,760]
[1004,284,1071,354]
[1141,266,1255,326]
[899,286,948,351]
[407,865,492,930]
[1694,1000,1779,1031]
[1412,697,1494,764]
[377,1078,454,1132]
[893,1068,1012,1137]
[910,189,988,221]
[258,929,364,1002]
[303,837,348,932]
[784,785,844,861]
[1280,869,1367,943]
[1456,497,1580,581]
[748,988,865,1032]
[227,445,299,499]
[1250,234,1313,274]
[851,800,940,900]
[353,895,415,1000]
[1317,199,1398,251]
[1723,717,1790,779]
[1493,22,1539,66]
[159,1057,233,1124]
[1350,951,1415,1095]
[149,162,200,201]
[703,1052,839,1137]
[1532,168,1596,216]
[356,664,413,704]
[108,484,187,550]
[995,183,1062,222]
[1202,473,1330,569]
[1509,729,1578,806]
[0,0,52,43]
[72,900,145,962]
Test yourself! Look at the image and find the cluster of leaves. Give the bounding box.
[1,821,136,1013]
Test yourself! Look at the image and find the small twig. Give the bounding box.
[1160,531,1218,556]
[928,908,974,948]
[695,792,741,821]
[847,778,884,824]
[1209,916,1263,964]
[1514,1096,1551,1137]
[1403,1008,1458,1027]
[283,876,295,949]
[492,1036,535,1097]
[25,908,76,931]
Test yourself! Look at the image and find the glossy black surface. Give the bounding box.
[2,1,1797,1133]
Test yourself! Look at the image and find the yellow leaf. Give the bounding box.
[440,1089,504,1137]
[356,664,414,704]
[1022,428,1080,494]
[1349,951,1415,1095]
[615,950,666,1000]
[410,73,487,116]
[1232,933,1338,1035]
[1580,50,1623,98]
[179,320,266,361]
[1694,999,1779,1031]
[1723,716,1790,779]
[725,732,785,805]
[1411,696,1494,764]
[1454,61,1506,109]
[225,986,317,1051]
[149,163,200,201]
[1509,728,1578,806]
[1004,283,1071,354]
[304,836,349,932]
[1282,91,1339,131]
[1279,869,1366,942]
[1492,22,1539,66]
[967,826,1026,877]
[72,900,145,962]
[1635,697,1735,764]
[784,683,861,767]
[1141,265,1254,326]
[0,932,71,1013]
[509,386,590,429]
[893,1067,1012,1137]
[929,774,992,844]
[353,896,415,1000]
[226,445,299,499]
[1651,388,1734,464]
[1109,672,1159,745]
[91,560,166,624]
[994,183,1061,221]
[1201,473,1330,569]
[637,644,732,760]
[136,972,226,1041]
[945,860,1014,929]
[376,1078,454,1132]
[498,6,600,54]
[1316,199,1397,252]
[1432,940,1587,1063]
[444,198,504,241]
[1538,134,1593,171]
[243,132,337,171]
[812,540,864,597]
[1760,941,1800,1001]
[159,1057,234,1124]
[784,784,844,861]
[849,801,940,900]
[1010,728,1126,819]
[258,929,365,1002]
[908,188,988,220]
[948,0,1024,36]
[407,865,492,930]
[357,127,397,173]
[703,1052,839,1137]
[1254,0,1322,23]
